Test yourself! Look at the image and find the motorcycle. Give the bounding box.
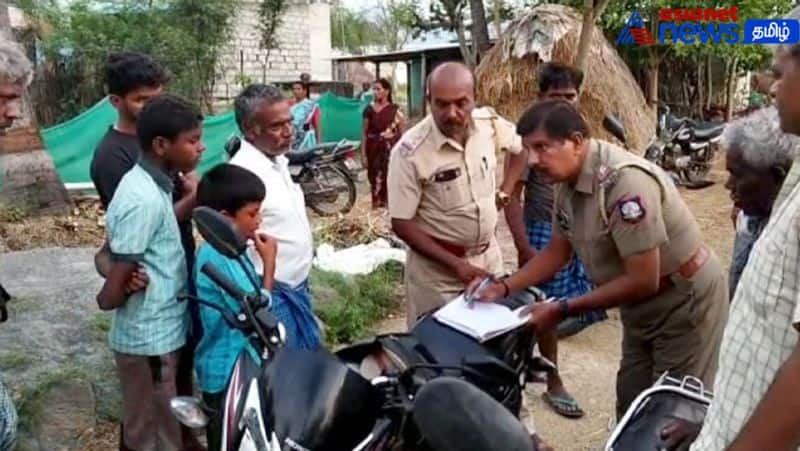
[644,104,726,186]
[170,207,540,451]
[224,136,360,217]
[605,373,712,451]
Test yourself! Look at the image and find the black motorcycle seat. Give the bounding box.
[286,149,317,165]
[693,122,725,140]
[259,347,382,450]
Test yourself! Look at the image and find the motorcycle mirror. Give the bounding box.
[411,378,531,451]
[169,397,209,429]
[603,113,627,145]
[193,207,248,259]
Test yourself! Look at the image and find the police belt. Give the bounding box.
[430,236,491,258]
[657,245,710,295]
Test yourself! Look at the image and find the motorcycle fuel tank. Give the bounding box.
[258,347,382,451]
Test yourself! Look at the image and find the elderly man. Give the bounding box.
[723,107,797,297]
[0,38,32,451]
[686,6,800,451]
[228,83,321,349]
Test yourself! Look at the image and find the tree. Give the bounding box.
[0,0,71,214]
[574,0,611,73]
[488,0,514,37]
[671,0,792,119]
[330,0,416,54]
[469,0,491,61]
[256,0,288,83]
[410,0,476,67]
[15,0,242,121]
[331,2,380,53]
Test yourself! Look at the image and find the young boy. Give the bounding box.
[96,94,205,451]
[194,163,278,450]
[90,53,203,449]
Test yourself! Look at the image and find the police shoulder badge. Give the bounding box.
[596,164,620,189]
[617,196,646,223]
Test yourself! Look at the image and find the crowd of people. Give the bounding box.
[3,5,800,449]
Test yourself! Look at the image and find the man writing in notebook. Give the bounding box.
[387,62,552,451]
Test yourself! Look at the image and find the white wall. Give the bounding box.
[308,1,333,81]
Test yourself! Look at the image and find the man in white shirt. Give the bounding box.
[228,83,321,349]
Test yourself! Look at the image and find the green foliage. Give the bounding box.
[311,262,403,345]
[16,365,90,431]
[411,0,467,36]
[87,312,111,339]
[331,4,382,53]
[16,0,242,122]
[258,0,288,52]
[331,0,417,53]
[0,206,27,223]
[0,352,33,371]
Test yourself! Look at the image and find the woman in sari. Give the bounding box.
[290,81,321,150]
[362,79,405,209]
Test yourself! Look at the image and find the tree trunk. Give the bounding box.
[491,0,502,39]
[469,0,491,63]
[644,45,660,110]
[575,0,595,73]
[575,0,610,75]
[725,57,740,120]
[705,53,713,111]
[0,2,70,215]
[0,0,8,33]
[455,20,476,69]
[696,59,705,118]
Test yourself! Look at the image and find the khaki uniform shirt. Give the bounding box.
[388,107,522,325]
[553,139,703,288]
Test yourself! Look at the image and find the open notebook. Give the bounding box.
[433,294,543,343]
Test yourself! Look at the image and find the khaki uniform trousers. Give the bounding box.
[615,252,729,418]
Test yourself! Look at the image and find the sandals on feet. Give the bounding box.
[542,391,585,419]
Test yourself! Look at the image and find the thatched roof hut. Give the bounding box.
[477,4,655,152]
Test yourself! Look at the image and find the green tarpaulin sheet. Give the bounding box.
[42,92,369,187]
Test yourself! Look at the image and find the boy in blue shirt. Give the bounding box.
[194,163,278,450]
[96,94,205,451]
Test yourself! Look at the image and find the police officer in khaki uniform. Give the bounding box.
[470,100,729,418]
[388,62,522,326]
[388,63,554,451]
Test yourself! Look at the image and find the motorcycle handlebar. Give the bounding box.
[201,263,248,301]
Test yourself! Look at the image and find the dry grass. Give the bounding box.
[310,188,395,249]
[76,422,119,451]
[0,197,105,252]
[476,4,656,153]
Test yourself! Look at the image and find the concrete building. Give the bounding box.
[213,0,332,103]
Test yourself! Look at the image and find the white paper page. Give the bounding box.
[434,294,531,340]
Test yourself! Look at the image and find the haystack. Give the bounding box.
[477,4,655,152]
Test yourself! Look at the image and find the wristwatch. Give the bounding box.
[495,190,512,208]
